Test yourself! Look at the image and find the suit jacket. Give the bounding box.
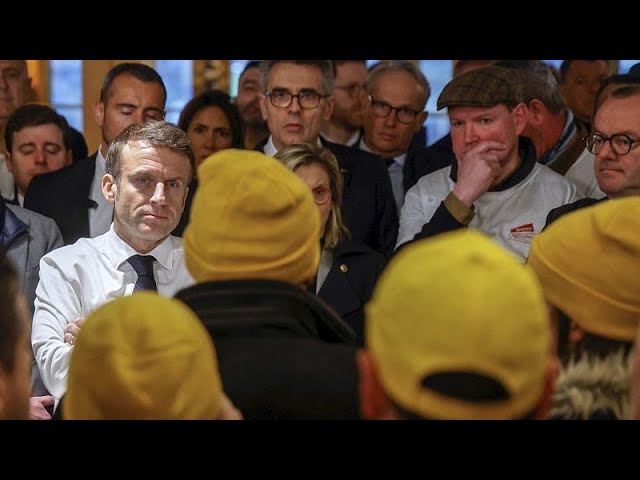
[24,152,192,244]
[1,199,64,313]
[1,198,64,398]
[318,238,386,346]
[544,197,606,230]
[24,153,97,245]
[257,138,399,258]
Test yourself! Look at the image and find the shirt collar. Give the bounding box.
[359,138,408,167]
[105,225,177,271]
[265,135,324,156]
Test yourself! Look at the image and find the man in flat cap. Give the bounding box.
[396,65,579,261]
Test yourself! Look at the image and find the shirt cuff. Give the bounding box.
[444,191,475,225]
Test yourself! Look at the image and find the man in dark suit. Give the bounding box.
[256,60,398,258]
[24,63,178,245]
[360,60,450,211]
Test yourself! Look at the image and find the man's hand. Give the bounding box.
[29,395,55,420]
[452,140,507,207]
[64,317,86,346]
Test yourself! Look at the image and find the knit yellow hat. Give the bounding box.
[184,149,320,284]
[528,197,640,342]
[63,292,223,420]
[366,230,550,419]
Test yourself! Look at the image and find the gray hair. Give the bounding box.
[367,60,431,110]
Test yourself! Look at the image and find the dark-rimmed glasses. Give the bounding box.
[585,132,640,155]
[369,95,421,124]
[265,89,328,109]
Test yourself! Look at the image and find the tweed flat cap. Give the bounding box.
[437,65,523,110]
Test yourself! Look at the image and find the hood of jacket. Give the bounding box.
[550,349,632,420]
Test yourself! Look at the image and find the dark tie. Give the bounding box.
[384,158,395,168]
[127,255,157,291]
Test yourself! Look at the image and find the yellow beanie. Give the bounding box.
[528,197,640,342]
[184,149,320,284]
[64,292,223,420]
[366,230,550,420]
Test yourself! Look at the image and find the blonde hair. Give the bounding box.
[274,144,349,249]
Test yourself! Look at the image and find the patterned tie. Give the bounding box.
[127,255,157,291]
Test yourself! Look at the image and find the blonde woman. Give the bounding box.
[275,144,386,346]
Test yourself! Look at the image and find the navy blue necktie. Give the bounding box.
[127,255,157,291]
[384,158,395,168]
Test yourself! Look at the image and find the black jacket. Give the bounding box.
[175,279,361,420]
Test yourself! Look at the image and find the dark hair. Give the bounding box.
[0,247,24,372]
[106,121,195,185]
[559,60,610,84]
[5,103,72,152]
[239,60,262,81]
[261,60,335,95]
[177,90,244,149]
[100,63,167,105]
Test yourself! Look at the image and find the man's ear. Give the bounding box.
[94,102,105,128]
[512,102,529,136]
[5,152,14,174]
[356,349,397,420]
[102,173,117,203]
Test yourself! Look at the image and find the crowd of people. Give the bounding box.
[1,58,639,420]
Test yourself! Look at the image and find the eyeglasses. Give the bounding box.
[585,132,640,155]
[265,89,328,109]
[335,82,367,97]
[368,96,421,124]
[311,186,331,205]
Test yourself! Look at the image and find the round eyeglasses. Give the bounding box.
[369,95,421,124]
[585,133,640,156]
[265,89,328,109]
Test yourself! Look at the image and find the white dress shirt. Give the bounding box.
[31,225,195,398]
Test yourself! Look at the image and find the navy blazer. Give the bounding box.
[317,238,386,346]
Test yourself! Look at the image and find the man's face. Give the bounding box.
[593,94,640,197]
[95,74,166,149]
[259,62,333,150]
[103,141,191,253]
[0,60,30,127]
[235,66,264,128]
[6,123,72,195]
[560,60,611,124]
[449,104,525,187]
[363,70,427,158]
[331,61,368,130]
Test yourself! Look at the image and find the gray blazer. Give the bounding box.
[4,204,63,397]
[5,204,64,313]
